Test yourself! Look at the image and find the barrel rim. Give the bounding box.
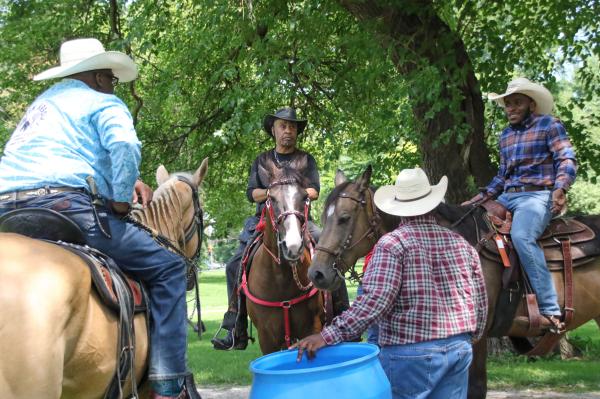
[249,342,380,376]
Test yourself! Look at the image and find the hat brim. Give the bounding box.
[488,85,554,115]
[263,115,307,136]
[33,51,138,83]
[374,176,448,217]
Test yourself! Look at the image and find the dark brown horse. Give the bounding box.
[244,161,324,354]
[309,166,600,399]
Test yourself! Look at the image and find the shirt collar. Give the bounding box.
[509,113,538,131]
[399,213,438,226]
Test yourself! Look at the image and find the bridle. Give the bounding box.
[262,178,312,291]
[314,187,382,281]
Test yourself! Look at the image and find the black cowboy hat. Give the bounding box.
[263,107,308,136]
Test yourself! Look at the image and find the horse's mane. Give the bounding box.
[324,181,352,210]
[434,202,486,245]
[130,178,189,250]
[273,165,309,188]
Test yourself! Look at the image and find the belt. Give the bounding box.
[505,185,551,193]
[0,186,85,201]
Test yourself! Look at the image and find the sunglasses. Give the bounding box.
[98,71,119,86]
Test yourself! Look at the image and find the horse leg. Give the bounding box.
[467,338,488,399]
[596,316,600,330]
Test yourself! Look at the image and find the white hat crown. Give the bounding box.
[393,168,433,201]
[374,167,448,217]
[60,39,106,66]
[33,37,138,83]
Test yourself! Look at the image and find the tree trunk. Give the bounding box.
[337,0,495,202]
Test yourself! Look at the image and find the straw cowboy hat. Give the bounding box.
[263,107,308,136]
[488,77,554,115]
[374,168,448,217]
[33,38,138,82]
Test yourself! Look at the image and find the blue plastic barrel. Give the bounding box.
[249,343,391,399]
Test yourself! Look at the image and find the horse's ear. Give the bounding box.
[356,165,372,192]
[193,157,209,186]
[334,169,347,186]
[156,165,171,186]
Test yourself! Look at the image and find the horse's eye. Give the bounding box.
[338,214,351,224]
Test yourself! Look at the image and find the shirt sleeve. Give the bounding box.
[246,158,261,203]
[470,246,488,341]
[305,154,320,193]
[92,97,141,202]
[320,243,403,344]
[547,120,577,191]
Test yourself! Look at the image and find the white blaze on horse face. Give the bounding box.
[327,204,335,219]
[282,185,303,257]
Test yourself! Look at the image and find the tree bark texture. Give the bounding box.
[337,0,495,202]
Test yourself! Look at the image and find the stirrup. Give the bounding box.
[211,326,235,350]
[543,315,565,334]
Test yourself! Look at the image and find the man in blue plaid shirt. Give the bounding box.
[463,77,577,332]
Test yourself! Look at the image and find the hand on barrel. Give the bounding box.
[290,333,327,362]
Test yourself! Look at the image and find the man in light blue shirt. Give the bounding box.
[0,38,199,399]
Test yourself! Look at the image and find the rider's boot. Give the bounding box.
[212,300,249,350]
[150,375,202,399]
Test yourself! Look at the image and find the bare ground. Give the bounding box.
[196,386,600,399]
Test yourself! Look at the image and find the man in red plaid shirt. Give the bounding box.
[293,168,488,399]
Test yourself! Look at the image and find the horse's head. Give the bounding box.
[259,160,309,262]
[132,158,208,261]
[309,166,380,290]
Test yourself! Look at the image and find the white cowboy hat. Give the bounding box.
[374,168,448,217]
[488,77,554,115]
[33,38,137,82]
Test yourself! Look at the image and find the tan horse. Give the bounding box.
[245,163,324,354]
[0,158,207,399]
[309,166,600,399]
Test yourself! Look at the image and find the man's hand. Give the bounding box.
[551,188,567,215]
[461,192,488,206]
[290,333,327,362]
[133,179,153,208]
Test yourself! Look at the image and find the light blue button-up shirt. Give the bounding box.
[0,79,141,202]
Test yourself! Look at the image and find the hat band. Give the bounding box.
[394,188,432,202]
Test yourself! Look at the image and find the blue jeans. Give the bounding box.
[356,283,379,345]
[0,192,189,380]
[379,334,472,399]
[497,191,560,316]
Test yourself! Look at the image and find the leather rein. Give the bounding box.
[314,188,382,282]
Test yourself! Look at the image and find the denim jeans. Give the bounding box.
[0,191,189,380]
[356,283,379,345]
[497,191,560,316]
[379,334,472,399]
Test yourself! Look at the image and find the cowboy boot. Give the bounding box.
[150,374,202,399]
[212,310,249,350]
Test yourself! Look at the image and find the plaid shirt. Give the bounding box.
[321,215,488,346]
[486,114,577,196]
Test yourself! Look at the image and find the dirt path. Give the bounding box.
[196,386,600,399]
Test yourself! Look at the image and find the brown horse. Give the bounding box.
[309,166,600,399]
[0,159,207,399]
[244,162,324,354]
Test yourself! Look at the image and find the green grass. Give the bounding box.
[187,269,600,390]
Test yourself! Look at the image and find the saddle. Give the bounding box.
[0,208,148,398]
[479,201,598,268]
[479,200,599,355]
